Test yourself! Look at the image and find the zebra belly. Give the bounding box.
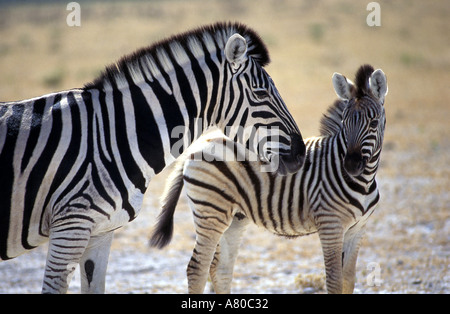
[0,171,145,261]
[0,229,49,261]
[254,214,318,239]
[48,167,146,237]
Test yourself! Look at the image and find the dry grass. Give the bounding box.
[294,273,326,293]
[0,0,448,293]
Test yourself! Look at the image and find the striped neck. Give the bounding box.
[87,51,226,177]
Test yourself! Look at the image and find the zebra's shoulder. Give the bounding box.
[319,99,346,136]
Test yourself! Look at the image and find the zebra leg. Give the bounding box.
[42,223,93,293]
[187,231,224,294]
[209,215,248,293]
[318,225,344,294]
[79,232,114,294]
[342,226,366,294]
[187,206,235,293]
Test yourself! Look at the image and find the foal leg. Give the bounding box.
[79,231,114,294]
[187,229,225,294]
[187,203,235,293]
[210,215,248,293]
[342,226,366,294]
[318,224,344,294]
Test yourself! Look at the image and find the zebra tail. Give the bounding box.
[149,160,185,249]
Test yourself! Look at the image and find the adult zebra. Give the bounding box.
[0,22,305,293]
[150,65,388,294]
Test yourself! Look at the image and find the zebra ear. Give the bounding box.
[332,72,354,100]
[369,69,388,105]
[225,33,248,71]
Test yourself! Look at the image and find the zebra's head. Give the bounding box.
[332,65,388,177]
[219,26,305,175]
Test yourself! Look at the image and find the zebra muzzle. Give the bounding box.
[277,133,306,175]
[344,151,367,176]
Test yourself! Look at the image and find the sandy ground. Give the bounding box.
[0,0,448,293]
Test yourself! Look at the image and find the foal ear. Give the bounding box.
[332,72,354,100]
[225,33,248,71]
[369,69,388,105]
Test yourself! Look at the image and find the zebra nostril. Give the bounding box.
[344,151,365,176]
[277,133,305,174]
[290,133,306,164]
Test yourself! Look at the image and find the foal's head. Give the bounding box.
[332,64,388,177]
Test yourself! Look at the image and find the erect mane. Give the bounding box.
[355,64,375,99]
[84,22,270,90]
[319,99,346,136]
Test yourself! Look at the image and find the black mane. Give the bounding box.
[355,64,375,99]
[319,99,347,136]
[84,22,270,90]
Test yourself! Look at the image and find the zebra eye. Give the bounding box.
[370,119,379,128]
[253,89,270,100]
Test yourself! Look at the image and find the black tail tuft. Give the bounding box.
[149,161,185,249]
[149,205,176,249]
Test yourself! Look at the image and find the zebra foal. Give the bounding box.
[151,65,388,294]
[0,22,305,293]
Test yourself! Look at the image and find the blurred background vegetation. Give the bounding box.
[0,0,448,293]
[0,1,448,145]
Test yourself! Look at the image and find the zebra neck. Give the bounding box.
[93,59,224,183]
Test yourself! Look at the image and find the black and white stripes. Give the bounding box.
[0,22,304,293]
[151,64,388,294]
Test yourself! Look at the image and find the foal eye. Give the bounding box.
[370,119,379,128]
[253,89,270,100]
